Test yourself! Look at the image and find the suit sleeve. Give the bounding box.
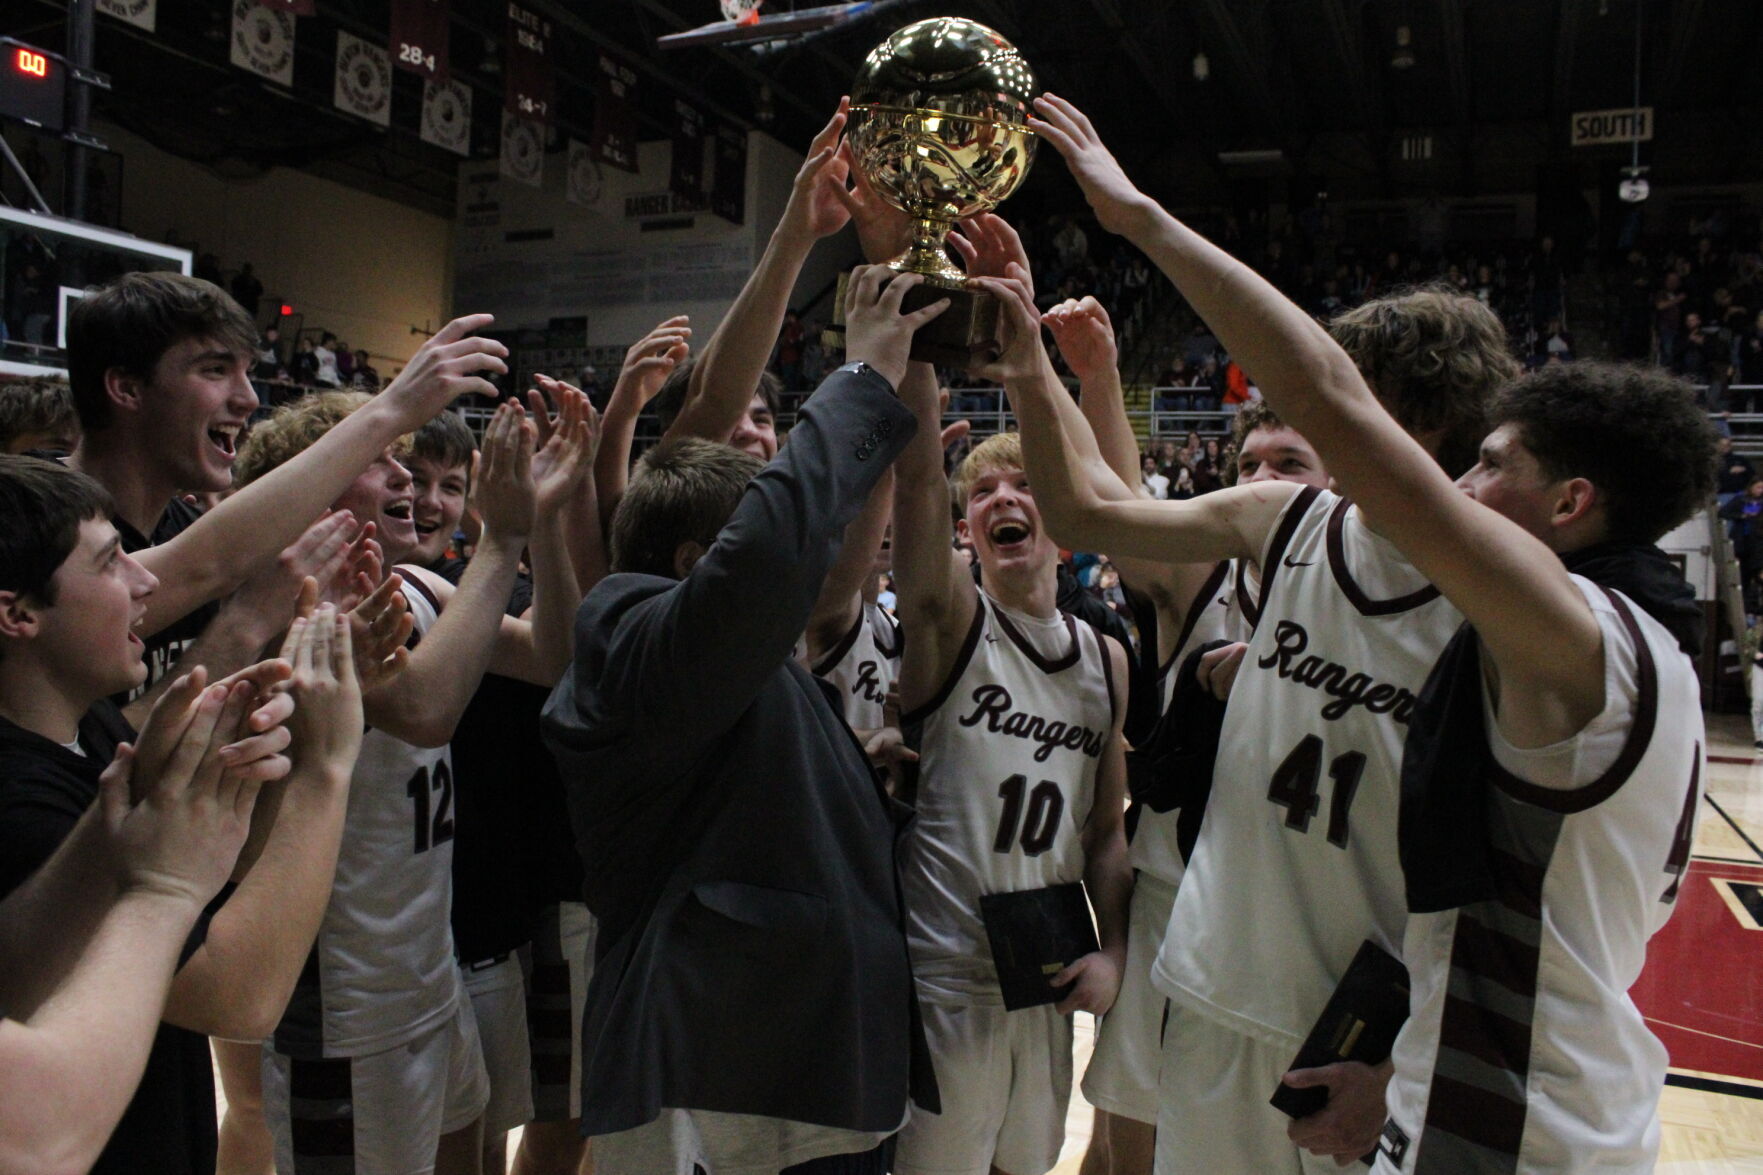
[606,367,917,737]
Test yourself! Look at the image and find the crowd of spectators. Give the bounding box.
[1614,221,1763,410]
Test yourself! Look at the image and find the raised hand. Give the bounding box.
[780,98,857,241]
[968,264,1048,385]
[609,317,692,408]
[280,606,366,786]
[1029,94,1156,236]
[949,212,1034,283]
[378,314,511,429]
[474,402,537,545]
[843,266,951,391]
[101,676,271,905]
[221,510,359,641]
[1042,296,1118,385]
[827,140,914,264]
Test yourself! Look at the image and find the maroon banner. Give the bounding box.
[592,54,639,173]
[390,0,447,79]
[257,0,315,13]
[711,121,746,224]
[504,2,553,124]
[670,99,705,201]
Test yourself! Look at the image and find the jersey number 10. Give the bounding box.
[994,774,1064,857]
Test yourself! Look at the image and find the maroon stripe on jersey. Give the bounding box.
[901,600,986,724]
[1489,588,1658,815]
[1423,1073,1528,1159]
[288,1057,356,1163]
[273,946,326,1059]
[1324,497,1443,616]
[1233,558,1260,630]
[1160,560,1231,677]
[876,610,904,659]
[1096,623,1118,728]
[1437,991,1535,1075]
[1250,485,1323,626]
[811,611,866,676]
[990,603,1081,674]
[1488,847,1546,919]
[1449,909,1541,998]
[401,569,444,614]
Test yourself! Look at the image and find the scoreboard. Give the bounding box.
[0,39,68,132]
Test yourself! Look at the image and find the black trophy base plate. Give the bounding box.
[828,271,1001,370]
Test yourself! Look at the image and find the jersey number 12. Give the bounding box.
[407,762,456,853]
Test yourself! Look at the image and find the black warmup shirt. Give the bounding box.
[0,702,222,1175]
[115,497,222,696]
[430,559,585,962]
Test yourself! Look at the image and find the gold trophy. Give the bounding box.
[836,16,1037,366]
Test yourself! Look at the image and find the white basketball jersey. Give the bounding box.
[272,579,464,1058]
[1153,487,1463,1044]
[1128,560,1244,886]
[902,593,1116,1005]
[813,601,902,731]
[1379,580,1703,1175]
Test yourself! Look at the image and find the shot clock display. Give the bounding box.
[0,39,67,132]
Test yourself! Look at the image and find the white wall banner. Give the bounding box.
[1571,106,1654,147]
[96,0,156,33]
[421,78,473,156]
[500,111,544,188]
[333,31,391,127]
[566,139,605,209]
[230,0,295,87]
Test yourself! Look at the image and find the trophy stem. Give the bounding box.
[888,218,969,289]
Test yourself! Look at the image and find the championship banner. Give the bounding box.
[505,2,554,124]
[710,121,746,224]
[567,138,606,209]
[592,54,639,173]
[231,0,295,87]
[670,99,705,202]
[256,0,315,14]
[501,111,544,188]
[96,0,156,33]
[421,77,472,156]
[390,0,448,80]
[334,31,391,127]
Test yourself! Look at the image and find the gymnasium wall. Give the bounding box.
[452,128,857,350]
[92,120,453,368]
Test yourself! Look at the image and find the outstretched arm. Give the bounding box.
[971,268,1287,574]
[1044,293,1227,663]
[669,101,853,447]
[135,315,509,633]
[1032,94,1603,740]
[593,318,691,528]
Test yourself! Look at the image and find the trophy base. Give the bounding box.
[828,271,1001,370]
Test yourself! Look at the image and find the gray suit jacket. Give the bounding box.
[542,366,938,1137]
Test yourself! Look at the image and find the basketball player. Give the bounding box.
[232,392,591,1175]
[889,350,1133,1175]
[1366,362,1711,1173]
[974,92,1512,1173]
[1036,294,1332,1175]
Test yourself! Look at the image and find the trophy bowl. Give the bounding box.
[847,17,1038,288]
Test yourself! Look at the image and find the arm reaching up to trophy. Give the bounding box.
[665,99,857,454]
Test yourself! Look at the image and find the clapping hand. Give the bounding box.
[474,402,537,545]
[105,672,286,903]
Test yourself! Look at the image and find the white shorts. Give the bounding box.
[527,900,595,1122]
[262,995,490,1175]
[1153,1002,1339,1175]
[894,1000,1073,1175]
[462,954,534,1136]
[1081,872,1177,1124]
